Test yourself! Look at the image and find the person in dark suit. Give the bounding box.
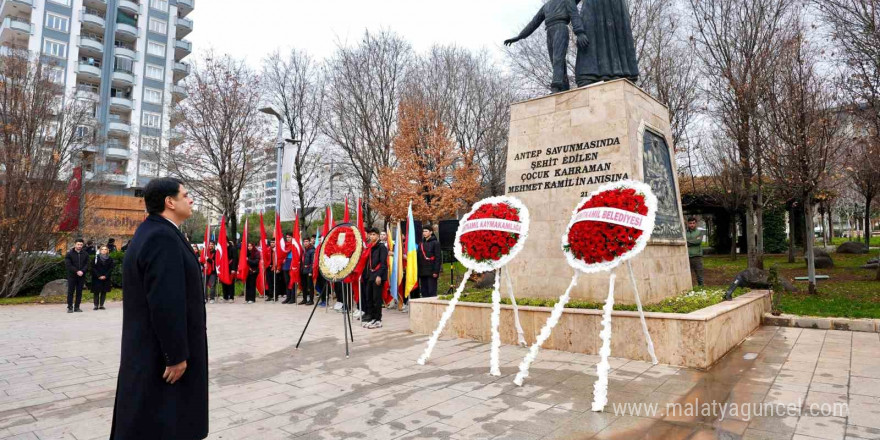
[362,228,388,329]
[300,237,315,305]
[65,238,89,313]
[91,245,114,310]
[245,243,260,303]
[109,177,208,440]
[221,242,237,302]
[417,226,442,298]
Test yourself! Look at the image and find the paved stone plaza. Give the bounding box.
[0,300,879,439]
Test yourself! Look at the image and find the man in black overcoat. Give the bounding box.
[110,177,208,440]
[416,226,442,298]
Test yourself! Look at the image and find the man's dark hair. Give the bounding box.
[687,217,697,222]
[367,227,379,234]
[144,177,184,215]
[108,238,115,243]
[75,238,85,244]
[422,226,432,232]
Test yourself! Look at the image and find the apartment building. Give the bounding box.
[0,0,194,195]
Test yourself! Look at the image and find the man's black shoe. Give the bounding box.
[67,308,73,313]
[305,301,314,305]
[74,308,83,313]
[298,300,307,305]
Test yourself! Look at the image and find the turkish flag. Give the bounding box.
[287,213,302,288]
[257,213,269,295]
[58,167,82,232]
[236,218,249,282]
[217,217,231,284]
[274,212,288,270]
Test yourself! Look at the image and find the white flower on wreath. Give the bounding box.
[561,179,658,274]
[453,195,531,273]
[323,254,350,275]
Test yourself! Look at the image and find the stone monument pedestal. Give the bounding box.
[504,79,692,304]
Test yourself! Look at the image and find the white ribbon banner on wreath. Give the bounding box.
[572,207,650,231]
[459,219,523,235]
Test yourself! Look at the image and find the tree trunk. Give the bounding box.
[866,196,873,248]
[821,209,827,248]
[788,206,796,263]
[730,215,737,260]
[804,198,817,295]
[755,184,764,269]
[746,202,758,268]
[229,212,239,245]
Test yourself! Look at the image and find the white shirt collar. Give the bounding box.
[161,215,180,230]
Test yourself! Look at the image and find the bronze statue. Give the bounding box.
[504,0,589,93]
[575,0,639,87]
[505,0,640,93]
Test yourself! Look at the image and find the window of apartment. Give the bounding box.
[147,41,166,57]
[144,88,163,104]
[139,161,159,176]
[48,0,70,5]
[75,126,92,140]
[45,13,70,32]
[142,112,162,128]
[114,56,134,73]
[47,67,64,84]
[42,39,67,59]
[149,0,169,12]
[145,64,164,80]
[148,18,167,34]
[141,136,160,152]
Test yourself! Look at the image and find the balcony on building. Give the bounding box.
[0,16,30,47]
[0,0,32,30]
[114,40,136,59]
[80,7,105,30]
[112,56,134,86]
[79,32,104,55]
[176,15,192,39]
[105,141,129,159]
[171,84,187,102]
[118,0,139,15]
[115,11,137,40]
[174,39,191,61]
[75,82,100,101]
[173,61,190,82]
[107,114,131,136]
[110,87,133,111]
[177,0,194,18]
[77,57,102,80]
[0,0,33,15]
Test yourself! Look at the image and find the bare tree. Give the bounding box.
[166,52,268,240]
[702,133,748,259]
[262,49,327,228]
[406,46,515,196]
[840,111,880,250]
[0,51,97,297]
[324,30,412,225]
[762,26,844,294]
[689,0,796,269]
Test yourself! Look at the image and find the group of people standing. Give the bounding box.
[189,223,443,331]
[196,235,317,305]
[64,238,116,313]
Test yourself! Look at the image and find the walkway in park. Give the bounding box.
[0,299,877,439]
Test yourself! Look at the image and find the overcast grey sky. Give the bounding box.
[187,0,539,64]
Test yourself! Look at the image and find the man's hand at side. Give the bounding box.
[163,360,187,384]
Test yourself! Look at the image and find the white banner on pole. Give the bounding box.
[279,143,297,222]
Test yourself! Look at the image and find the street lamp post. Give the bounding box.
[260,107,284,217]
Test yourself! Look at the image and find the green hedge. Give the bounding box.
[19,251,126,296]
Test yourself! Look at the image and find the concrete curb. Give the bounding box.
[763,313,878,332]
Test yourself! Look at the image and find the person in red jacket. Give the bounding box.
[203,242,217,303]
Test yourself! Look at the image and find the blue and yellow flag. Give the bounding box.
[405,202,418,298]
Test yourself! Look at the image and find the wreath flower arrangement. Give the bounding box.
[319,225,363,281]
[454,196,530,273]
[561,180,657,274]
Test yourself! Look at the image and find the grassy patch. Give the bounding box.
[777,281,880,319]
[438,286,749,314]
[827,237,880,247]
